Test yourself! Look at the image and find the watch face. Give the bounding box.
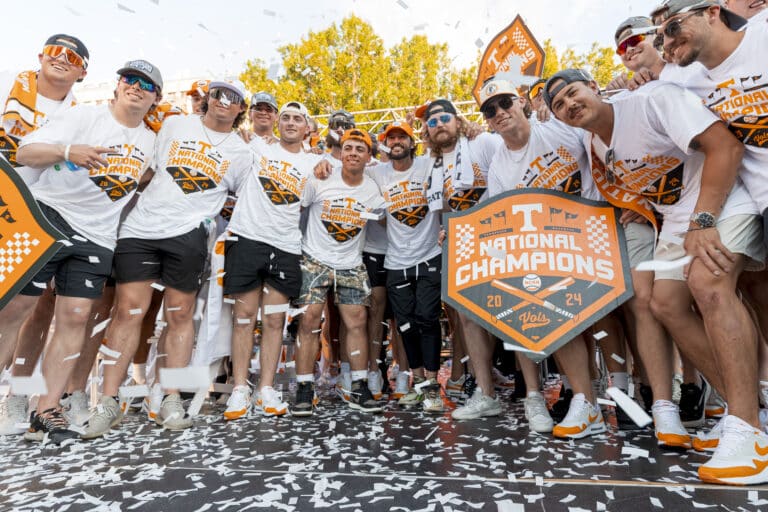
[693,212,716,227]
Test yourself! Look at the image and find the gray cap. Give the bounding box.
[117,59,163,91]
[650,0,747,31]
[543,68,595,109]
[615,16,655,45]
[250,91,278,111]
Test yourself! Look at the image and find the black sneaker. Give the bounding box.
[511,370,527,400]
[291,382,316,417]
[462,374,477,400]
[349,380,383,413]
[638,383,654,414]
[679,380,709,428]
[23,408,79,444]
[549,388,573,423]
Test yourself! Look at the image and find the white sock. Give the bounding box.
[340,361,351,374]
[296,373,314,383]
[132,363,147,385]
[351,369,368,382]
[610,372,629,392]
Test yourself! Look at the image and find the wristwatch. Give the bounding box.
[690,211,716,228]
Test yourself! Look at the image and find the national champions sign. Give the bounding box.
[443,189,633,360]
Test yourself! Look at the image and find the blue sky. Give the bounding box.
[4,0,660,85]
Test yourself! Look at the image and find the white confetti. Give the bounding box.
[129,308,143,315]
[611,353,626,364]
[650,497,663,508]
[99,344,122,359]
[237,318,252,325]
[84,279,94,288]
[159,366,211,391]
[72,234,88,242]
[167,306,182,311]
[350,350,361,356]
[58,239,73,247]
[475,38,484,48]
[32,281,47,289]
[560,495,576,503]
[88,255,100,263]
[596,398,616,407]
[91,319,111,337]
[62,352,80,362]
[460,355,470,363]
[635,255,692,272]
[396,0,408,8]
[264,303,290,315]
[263,9,276,16]
[117,2,136,13]
[14,358,25,366]
[606,386,652,427]
[399,322,411,332]
[150,282,165,291]
[223,298,236,304]
[593,330,608,340]
[10,374,47,395]
[621,446,650,458]
[360,211,382,221]
[119,384,150,398]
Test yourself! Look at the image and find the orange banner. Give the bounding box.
[0,158,64,309]
[473,15,545,104]
[443,189,632,360]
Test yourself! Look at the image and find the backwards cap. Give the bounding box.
[44,34,89,69]
[542,68,594,109]
[650,0,747,30]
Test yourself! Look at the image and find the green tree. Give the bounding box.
[582,43,624,87]
[542,39,560,79]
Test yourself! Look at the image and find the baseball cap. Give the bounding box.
[478,78,520,109]
[650,0,747,31]
[614,16,655,45]
[209,79,247,102]
[330,109,355,123]
[44,34,89,69]
[528,78,547,100]
[279,101,309,119]
[542,68,595,109]
[251,91,278,111]
[422,99,458,120]
[341,128,373,150]
[186,79,210,97]
[117,60,163,91]
[377,121,415,142]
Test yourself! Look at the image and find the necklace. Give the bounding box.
[200,116,233,147]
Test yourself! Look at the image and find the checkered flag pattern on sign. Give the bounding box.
[511,28,529,49]
[585,215,611,257]
[455,224,475,263]
[0,232,40,283]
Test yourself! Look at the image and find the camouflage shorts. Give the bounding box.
[297,254,371,306]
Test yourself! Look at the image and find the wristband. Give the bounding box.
[64,144,72,162]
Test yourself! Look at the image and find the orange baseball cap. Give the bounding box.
[377,121,414,142]
[341,128,373,150]
[186,79,210,97]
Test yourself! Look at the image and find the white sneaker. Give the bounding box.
[257,385,288,416]
[452,387,501,420]
[492,368,515,390]
[336,373,352,403]
[524,391,554,433]
[61,390,91,427]
[707,387,726,418]
[0,394,28,435]
[392,372,410,400]
[367,370,383,400]
[422,380,445,413]
[693,415,726,452]
[699,415,768,485]
[224,385,252,421]
[652,400,691,448]
[553,393,606,439]
[142,383,163,422]
[156,393,193,430]
[81,396,122,439]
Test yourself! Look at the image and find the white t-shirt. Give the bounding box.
[746,9,768,28]
[674,22,768,211]
[302,171,385,269]
[119,115,254,240]
[488,118,598,200]
[368,157,442,269]
[21,104,156,249]
[440,132,502,211]
[363,162,389,255]
[227,141,321,254]
[592,82,756,242]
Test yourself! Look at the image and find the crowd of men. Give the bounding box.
[0,0,767,487]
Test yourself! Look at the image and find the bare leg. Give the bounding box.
[160,287,199,393]
[553,334,594,403]
[458,313,494,397]
[10,288,55,376]
[67,286,115,393]
[366,286,387,370]
[296,304,325,376]
[0,294,41,372]
[338,304,369,372]
[231,288,263,387]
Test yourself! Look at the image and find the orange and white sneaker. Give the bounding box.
[706,388,726,419]
[141,383,163,422]
[552,393,606,439]
[652,400,691,449]
[367,370,383,400]
[391,372,410,400]
[693,415,726,452]
[224,385,252,421]
[336,373,352,403]
[492,368,515,390]
[445,375,466,399]
[698,415,768,485]
[256,385,288,416]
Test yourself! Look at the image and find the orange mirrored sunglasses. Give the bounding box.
[42,45,85,68]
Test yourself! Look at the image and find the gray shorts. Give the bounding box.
[624,221,655,268]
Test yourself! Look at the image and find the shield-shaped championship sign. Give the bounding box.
[443,189,633,361]
[0,158,64,310]
[472,15,545,104]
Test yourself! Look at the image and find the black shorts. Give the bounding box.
[363,252,388,288]
[114,224,208,292]
[20,203,113,299]
[223,236,302,298]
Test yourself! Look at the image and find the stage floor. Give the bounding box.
[0,388,763,511]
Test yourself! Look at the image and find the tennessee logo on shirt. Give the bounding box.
[603,154,684,206]
[384,179,429,227]
[706,76,768,148]
[257,156,306,205]
[165,140,227,194]
[88,143,146,202]
[521,147,582,195]
[444,163,487,211]
[320,197,369,242]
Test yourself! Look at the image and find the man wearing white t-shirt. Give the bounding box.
[545,67,768,485]
[223,101,321,420]
[9,59,160,444]
[82,80,253,438]
[292,129,386,415]
[0,33,89,435]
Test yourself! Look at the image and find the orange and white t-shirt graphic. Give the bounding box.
[320,197,369,242]
[705,75,768,149]
[384,178,429,227]
[603,154,684,207]
[165,139,228,194]
[258,155,306,206]
[444,162,487,211]
[521,146,582,195]
[88,143,147,202]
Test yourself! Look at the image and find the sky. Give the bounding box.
[3,0,661,88]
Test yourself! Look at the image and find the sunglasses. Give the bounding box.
[120,74,157,93]
[42,45,85,68]
[329,118,354,130]
[481,96,517,119]
[605,149,618,185]
[210,88,243,105]
[654,9,703,49]
[616,34,647,56]
[426,113,454,128]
